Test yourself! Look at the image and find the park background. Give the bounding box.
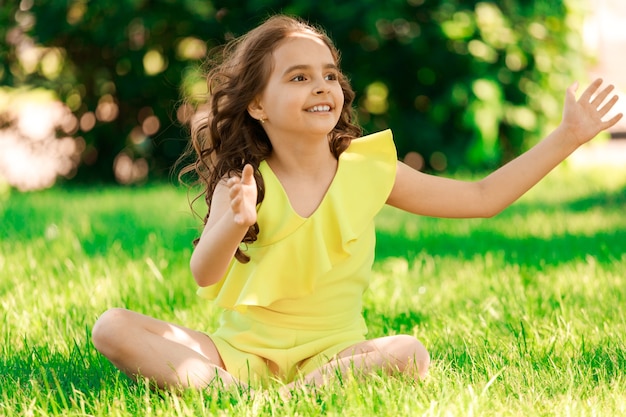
[1,0,625,191]
[2,1,626,416]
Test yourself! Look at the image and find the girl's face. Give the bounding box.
[249,33,344,140]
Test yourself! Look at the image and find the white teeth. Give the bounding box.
[307,105,331,112]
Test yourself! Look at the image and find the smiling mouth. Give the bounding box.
[306,105,332,112]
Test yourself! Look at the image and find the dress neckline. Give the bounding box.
[259,156,342,220]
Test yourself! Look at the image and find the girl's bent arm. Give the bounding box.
[189,182,254,287]
[386,79,623,218]
[191,165,258,287]
[189,181,250,287]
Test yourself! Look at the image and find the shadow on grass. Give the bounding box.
[3,183,625,260]
[376,228,626,268]
[1,336,255,414]
[0,336,130,402]
[520,185,626,214]
[76,210,198,258]
[1,185,199,258]
[363,308,429,336]
[376,186,626,268]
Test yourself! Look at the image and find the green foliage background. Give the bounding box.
[0,0,589,182]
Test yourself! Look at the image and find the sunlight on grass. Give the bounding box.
[1,165,626,415]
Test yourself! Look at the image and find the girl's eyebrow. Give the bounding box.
[282,63,338,76]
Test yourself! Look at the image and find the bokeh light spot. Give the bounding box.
[79,112,96,132]
[176,37,207,60]
[142,115,160,136]
[143,49,167,75]
[430,151,447,171]
[96,95,119,122]
[363,81,389,115]
[404,151,425,171]
[114,152,149,184]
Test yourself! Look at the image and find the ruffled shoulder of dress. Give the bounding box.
[197,129,397,311]
[330,129,397,240]
[344,129,396,161]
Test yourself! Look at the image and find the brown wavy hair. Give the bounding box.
[178,15,362,263]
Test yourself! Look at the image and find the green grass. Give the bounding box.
[1,163,626,416]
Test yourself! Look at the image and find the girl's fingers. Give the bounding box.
[597,95,619,118]
[590,84,616,108]
[232,212,244,225]
[241,164,255,185]
[567,81,579,97]
[229,183,240,199]
[227,176,240,188]
[578,78,603,103]
[228,165,254,189]
[603,112,624,129]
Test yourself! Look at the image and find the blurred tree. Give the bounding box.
[211,0,588,170]
[0,0,588,187]
[1,0,224,184]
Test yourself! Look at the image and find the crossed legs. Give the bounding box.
[91,308,237,389]
[290,334,430,390]
[92,309,429,391]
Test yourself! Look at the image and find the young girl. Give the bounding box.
[92,15,622,391]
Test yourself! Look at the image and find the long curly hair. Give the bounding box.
[179,15,362,263]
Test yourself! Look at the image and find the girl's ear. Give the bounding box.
[247,98,265,122]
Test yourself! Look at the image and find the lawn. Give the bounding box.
[1,163,626,416]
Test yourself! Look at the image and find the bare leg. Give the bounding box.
[286,334,429,391]
[92,308,238,390]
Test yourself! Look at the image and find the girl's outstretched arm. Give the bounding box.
[190,164,258,287]
[386,79,623,218]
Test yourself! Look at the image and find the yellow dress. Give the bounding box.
[198,129,397,384]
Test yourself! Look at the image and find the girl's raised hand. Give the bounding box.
[561,78,623,146]
[227,164,258,227]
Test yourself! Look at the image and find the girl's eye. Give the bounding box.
[325,73,338,81]
[291,75,306,82]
